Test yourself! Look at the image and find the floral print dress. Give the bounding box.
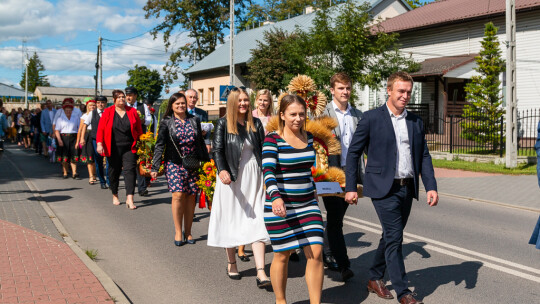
[165,117,199,194]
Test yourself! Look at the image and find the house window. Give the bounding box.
[209,88,215,105]
[198,89,204,106]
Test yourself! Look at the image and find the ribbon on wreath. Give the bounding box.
[198,190,206,209]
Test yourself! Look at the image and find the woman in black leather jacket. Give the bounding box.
[207,88,271,288]
[151,93,209,246]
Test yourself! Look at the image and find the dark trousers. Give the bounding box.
[33,132,42,154]
[136,167,150,193]
[369,182,414,301]
[107,143,136,195]
[92,139,109,186]
[322,195,351,269]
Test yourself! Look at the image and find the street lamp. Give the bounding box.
[24,58,29,110]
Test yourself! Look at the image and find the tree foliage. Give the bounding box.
[126,65,164,102]
[405,0,427,9]
[247,1,419,103]
[20,52,50,93]
[460,22,506,150]
[143,0,248,87]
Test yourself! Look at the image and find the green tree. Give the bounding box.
[460,22,506,151]
[406,0,426,8]
[248,2,419,103]
[247,28,309,95]
[126,65,164,102]
[144,0,249,87]
[20,52,50,93]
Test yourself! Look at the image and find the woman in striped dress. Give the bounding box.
[263,94,324,304]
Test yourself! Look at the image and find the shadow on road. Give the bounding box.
[29,195,73,203]
[408,261,482,300]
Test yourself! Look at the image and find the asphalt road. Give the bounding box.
[7,147,540,304]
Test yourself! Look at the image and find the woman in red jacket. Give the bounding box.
[96,89,142,209]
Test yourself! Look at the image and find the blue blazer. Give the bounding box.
[345,105,437,199]
[40,108,57,134]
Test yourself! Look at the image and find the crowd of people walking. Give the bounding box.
[0,72,443,304]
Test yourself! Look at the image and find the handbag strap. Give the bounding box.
[168,128,185,159]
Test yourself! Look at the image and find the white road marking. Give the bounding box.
[322,212,540,283]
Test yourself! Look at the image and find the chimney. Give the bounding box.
[304,6,316,14]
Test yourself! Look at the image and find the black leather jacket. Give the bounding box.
[151,115,210,172]
[213,117,265,182]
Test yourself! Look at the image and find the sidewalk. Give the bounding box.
[433,167,540,211]
[0,146,117,304]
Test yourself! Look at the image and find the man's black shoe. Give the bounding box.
[341,268,354,282]
[101,184,108,189]
[323,254,340,271]
[139,189,149,196]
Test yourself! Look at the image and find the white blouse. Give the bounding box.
[55,111,80,134]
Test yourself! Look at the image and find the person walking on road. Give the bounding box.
[208,88,271,287]
[54,103,80,179]
[83,96,109,189]
[529,120,540,249]
[344,71,439,304]
[96,90,142,209]
[151,93,209,246]
[125,86,152,197]
[252,89,274,130]
[0,105,7,152]
[185,89,211,153]
[40,100,57,157]
[321,72,364,282]
[76,99,97,185]
[263,94,324,304]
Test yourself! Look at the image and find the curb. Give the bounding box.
[420,189,540,213]
[6,151,131,304]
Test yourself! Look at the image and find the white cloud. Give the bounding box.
[0,0,152,42]
[47,73,129,88]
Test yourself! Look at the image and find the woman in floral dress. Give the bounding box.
[151,93,209,246]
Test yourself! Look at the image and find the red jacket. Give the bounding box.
[96,105,143,157]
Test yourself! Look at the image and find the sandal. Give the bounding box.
[226,261,241,280]
[89,177,96,185]
[238,253,250,262]
[256,268,271,288]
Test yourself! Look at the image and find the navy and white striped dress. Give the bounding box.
[262,131,324,252]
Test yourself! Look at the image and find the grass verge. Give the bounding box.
[432,158,537,175]
[85,248,99,261]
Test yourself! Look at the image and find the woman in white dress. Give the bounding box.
[208,88,271,288]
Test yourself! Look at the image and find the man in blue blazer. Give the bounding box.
[185,89,211,152]
[345,71,438,304]
[40,100,57,156]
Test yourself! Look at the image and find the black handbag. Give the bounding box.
[169,127,201,171]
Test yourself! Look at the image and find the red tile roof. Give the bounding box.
[379,0,540,33]
[410,54,477,77]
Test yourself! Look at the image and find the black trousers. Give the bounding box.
[369,182,414,301]
[107,143,136,196]
[322,196,351,269]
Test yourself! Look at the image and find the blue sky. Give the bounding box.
[0,0,435,97]
[0,0,191,94]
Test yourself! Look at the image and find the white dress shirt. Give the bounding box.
[128,101,151,126]
[80,113,91,130]
[83,109,104,126]
[55,111,80,134]
[387,104,414,179]
[333,100,356,166]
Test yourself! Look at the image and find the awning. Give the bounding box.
[410,54,478,78]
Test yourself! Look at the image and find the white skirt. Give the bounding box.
[207,144,270,248]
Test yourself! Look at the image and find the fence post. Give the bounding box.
[499,115,504,158]
[449,115,454,154]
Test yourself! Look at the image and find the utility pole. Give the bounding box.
[505,0,517,168]
[229,0,235,86]
[99,36,103,96]
[24,56,28,110]
[94,42,99,99]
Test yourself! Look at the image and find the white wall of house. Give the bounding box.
[397,10,540,111]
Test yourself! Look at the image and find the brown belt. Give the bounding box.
[394,178,413,186]
[60,133,76,136]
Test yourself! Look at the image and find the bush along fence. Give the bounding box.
[407,107,539,157]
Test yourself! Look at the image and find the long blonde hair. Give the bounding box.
[226,88,257,135]
[255,89,274,116]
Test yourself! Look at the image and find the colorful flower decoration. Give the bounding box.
[196,159,216,210]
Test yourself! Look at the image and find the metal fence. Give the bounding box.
[407,107,540,157]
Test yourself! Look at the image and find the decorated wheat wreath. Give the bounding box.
[267,74,346,186]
